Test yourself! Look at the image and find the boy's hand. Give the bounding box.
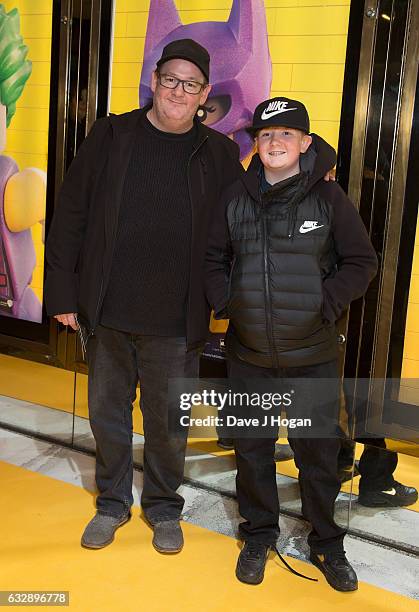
[323,169,336,181]
[54,313,78,330]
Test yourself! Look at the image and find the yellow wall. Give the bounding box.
[401,210,419,380]
[2,0,52,304]
[110,0,350,150]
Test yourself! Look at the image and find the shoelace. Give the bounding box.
[272,545,318,582]
[326,551,349,569]
[244,542,267,560]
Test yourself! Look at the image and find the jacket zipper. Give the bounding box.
[226,255,237,316]
[199,157,207,196]
[87,121,115,342]
[90,277,104,338]
[260,195,279,368]
[185,135,209,351]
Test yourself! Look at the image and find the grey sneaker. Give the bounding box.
[81,512,130,549]
[152,520,183,553]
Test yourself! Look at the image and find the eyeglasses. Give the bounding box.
[157,73,206,95]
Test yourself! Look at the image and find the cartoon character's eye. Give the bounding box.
[197,105,215,122]
[197,95,232,125]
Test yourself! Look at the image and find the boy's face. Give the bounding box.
[256,126,312,173]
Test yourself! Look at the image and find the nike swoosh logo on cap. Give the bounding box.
[261,107,298,120]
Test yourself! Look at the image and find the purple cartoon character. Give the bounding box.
[140,0,272,160]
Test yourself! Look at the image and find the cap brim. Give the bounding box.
[246,123,309,136]
[156,55,209,81]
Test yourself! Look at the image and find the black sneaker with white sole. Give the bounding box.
[358,481,418,507]
[310,550,358,592]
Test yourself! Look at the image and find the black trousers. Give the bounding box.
[87,325,199,522]
[339,438,398,492]
[228,357,347,553]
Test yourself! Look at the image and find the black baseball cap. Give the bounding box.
[156,39,210,82]
[247,97,310,135]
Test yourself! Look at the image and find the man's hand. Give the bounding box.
[323,169,336,182]
[54,313,78,331]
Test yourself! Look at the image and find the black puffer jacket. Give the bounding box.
[206,135,378,368]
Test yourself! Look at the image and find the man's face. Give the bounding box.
[150,58,211,128]
[256,126,312,172]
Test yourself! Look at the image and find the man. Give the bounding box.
[45,39,242,552]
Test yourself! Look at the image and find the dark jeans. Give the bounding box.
[87,325,199,522]
[228,357,346,553]
[358,441,398,492]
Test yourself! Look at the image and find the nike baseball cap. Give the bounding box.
[247,96,310,135]
[156,38,210,82]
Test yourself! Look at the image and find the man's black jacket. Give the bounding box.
[45,106,242,350]
[205,135,378,368]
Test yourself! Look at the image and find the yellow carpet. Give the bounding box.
[0,354,77,413]
[1,461,418,612]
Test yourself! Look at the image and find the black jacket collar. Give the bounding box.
[108,104,209,150]
[240,133,337,202]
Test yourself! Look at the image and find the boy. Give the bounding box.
[205,97,378,591]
